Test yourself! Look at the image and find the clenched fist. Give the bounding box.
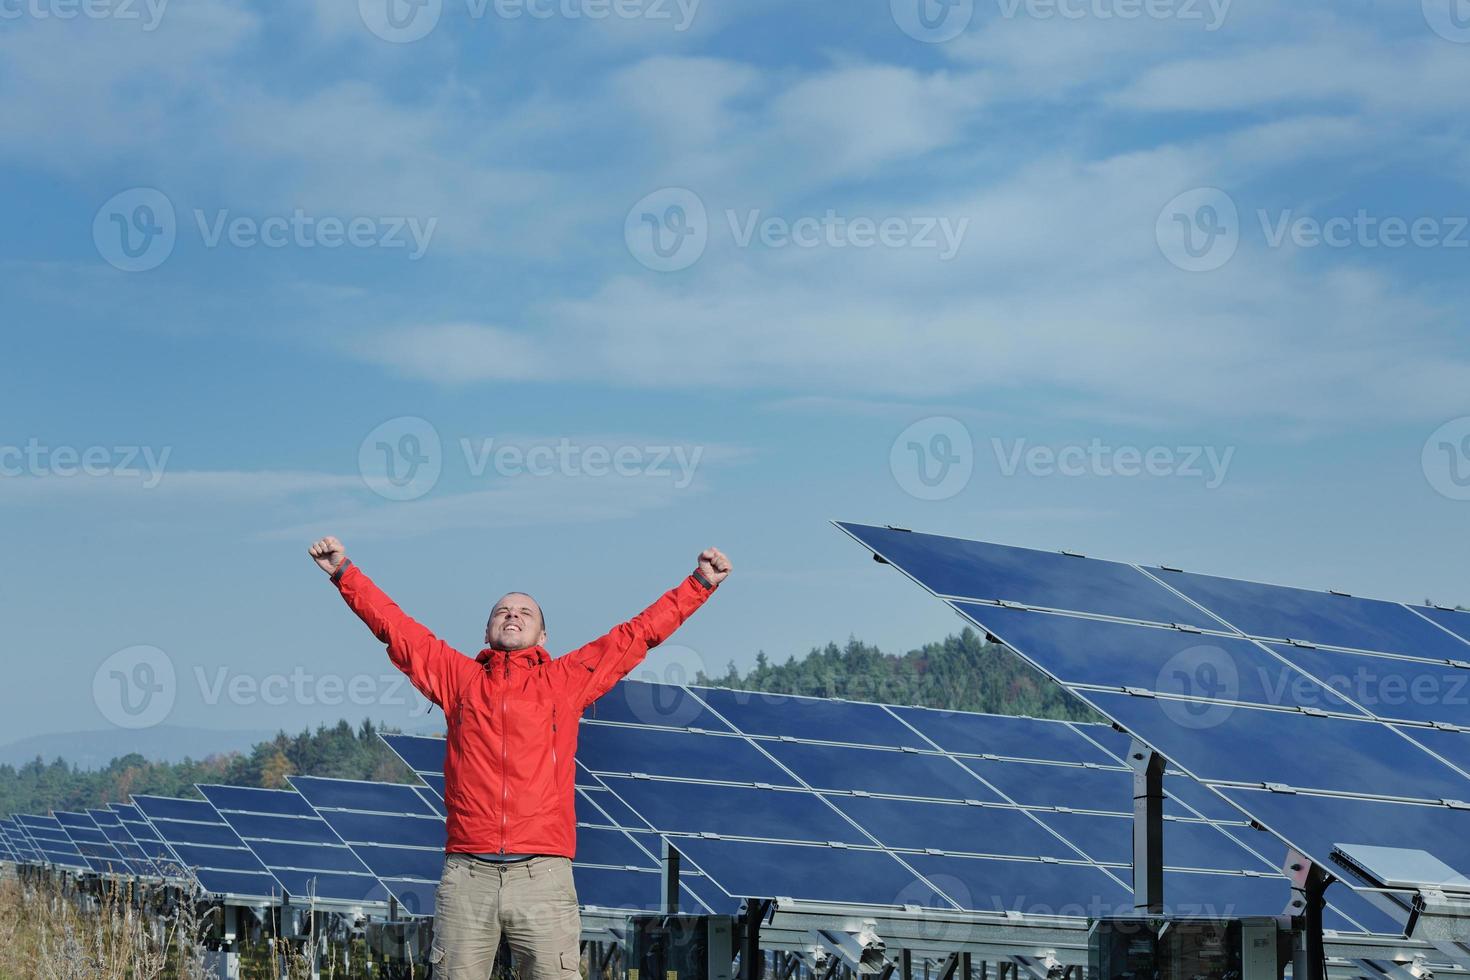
[308,536,348,576]
[696,547,732,586]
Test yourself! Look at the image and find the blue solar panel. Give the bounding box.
[1149,566,1470,660]
[887,704,1117,764]
[346,844,443,880]
[89,808,157,872]
[146,818,246,848]
[588,679,735,731]
[133,795,285,900]
[577,724,799,784]
[905,853,1132,917]
[598,776,870,844]
[380,734,445,774]
[1264,643,1470,727]
[1420,606,1470,644]
[288,775,443,916]
[957,758,1135,812]
[674,836,943,907]
[290,776,436,817]
[134,795,215,823]
[837,523,1211,627]
[362,663,1411,934]
[1039,812,1267,873]
[828,796,1081,860]
[574,826,660,868]
[19,814,92,870]
[578,785,652,829]
[691,687,926,748]
[958,604,1364,715]
[760,740,1004,801]
[1401,726,1470,774]
[112,804,181,873]
[55,811,135,875]
[838,519,1470,916]
[198,784,389,907]
[317,809,445,850]
[1089,691,1470,801]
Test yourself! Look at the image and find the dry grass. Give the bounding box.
[0,872,204,980]
[0,872,416,979]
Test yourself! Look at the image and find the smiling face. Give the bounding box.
[485,592,547,651]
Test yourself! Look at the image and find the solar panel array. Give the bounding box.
[132,794,285,902]
[0,671,1429,937]
[196,784,390,909]
[381,681,1397,933]
[837,520,1470,919]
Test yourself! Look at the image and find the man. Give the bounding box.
[307,535,730,980]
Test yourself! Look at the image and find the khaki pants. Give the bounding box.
[429,854,582,980]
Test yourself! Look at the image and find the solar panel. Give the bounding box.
[836,519,1470,924]
[377,672,1376,927]
[379,733,733,915]
[133,795,284,901]
[55,810,135,876]
[196,784,390,908]
[1,818,43,866]
[16,814,90,870]
[112,802,185,876]
[288,775,444,917]
[87,807,156,874]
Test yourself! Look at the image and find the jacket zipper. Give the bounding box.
[552,703,558,767]
[500,655,509,856]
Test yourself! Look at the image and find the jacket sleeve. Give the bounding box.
[330,559,476,710]
[553,573,717,710]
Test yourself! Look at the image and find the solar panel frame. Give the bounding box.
[373,672,1352,926]
[196,783,390,909]
[88,807,159,875]
[111,802,184,875]
[54,809,140,876]
[16,814,91,871]
[287,774,445,917]
[377,733,731,915]
[835,519,1470,920]
[132,794,286,901]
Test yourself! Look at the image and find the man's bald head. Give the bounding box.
[485,592,547,651]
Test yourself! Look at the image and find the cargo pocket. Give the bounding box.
[428,939,447,972]
[559,949,581,979]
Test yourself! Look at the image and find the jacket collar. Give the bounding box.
[476,645,551,668]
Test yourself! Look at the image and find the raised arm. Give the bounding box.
[308,536,476,710]
[552,547,731,709]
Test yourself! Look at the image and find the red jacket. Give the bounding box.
[329,559,717,857]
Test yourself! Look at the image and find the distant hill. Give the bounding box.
[0,726,276,771]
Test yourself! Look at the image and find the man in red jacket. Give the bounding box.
[307,535,730,980]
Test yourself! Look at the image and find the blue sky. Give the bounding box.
[2,0,1470,748]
